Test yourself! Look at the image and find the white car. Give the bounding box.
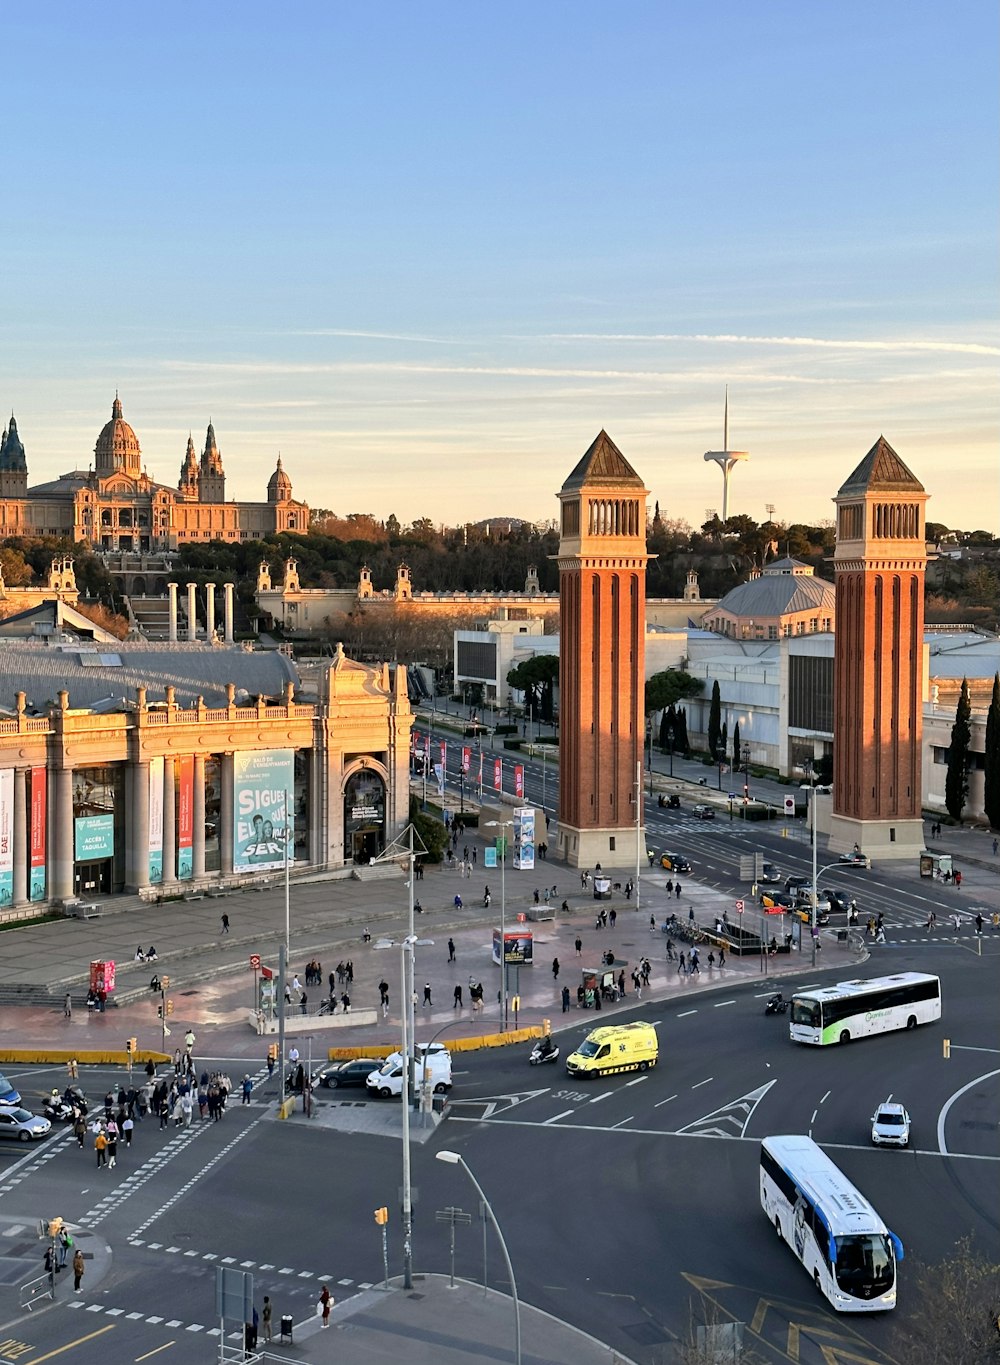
[871,1100,910,1147]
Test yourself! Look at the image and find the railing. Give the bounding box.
[19,1270,53,1310]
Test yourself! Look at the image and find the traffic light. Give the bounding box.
[374,1207,388,1225]
[160,976,170,989]
[125,1038,133,1055]
[47,1217,63,1238]
[166,999,174,1016]
[744,785,749,800]
[156,1005,163,1019]
[267,1043,278,1062]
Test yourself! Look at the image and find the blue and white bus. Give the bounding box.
[760,1135,903,1311]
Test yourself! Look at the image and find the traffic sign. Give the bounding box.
[249,954,261,970]
[735,899,745,914]
[260,965,273,980]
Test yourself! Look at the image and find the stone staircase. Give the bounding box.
[126,594,191,641]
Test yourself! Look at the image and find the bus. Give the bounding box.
[789,972,941,1046]
[760,1135,903,1311]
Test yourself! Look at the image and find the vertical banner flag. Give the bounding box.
[461,746,471,774]
[514,765,524,799]
[0,769,12,906]
[478,752,483,792]
[513,805,536,871]
[438,742,447,796]
[177,755,194,879]
[493,758,502,792]
[148,756,164,885]
[29,767,46,902]
[233,749,294,873]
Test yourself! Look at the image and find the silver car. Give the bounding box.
[871,1100,910,1147]
[0,1107,51,1142]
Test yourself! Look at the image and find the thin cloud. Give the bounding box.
[536,332,1000,357]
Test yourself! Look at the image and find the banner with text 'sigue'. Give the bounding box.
[233,750,294,874]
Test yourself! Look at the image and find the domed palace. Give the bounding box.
[0,397,308,551]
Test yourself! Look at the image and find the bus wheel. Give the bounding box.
[906,1015,917,1029]
[774,1216,782,1239]
[814,1271,822,1292]
[839,1030,851,1044]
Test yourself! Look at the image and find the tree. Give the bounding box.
[644,669,703,716]
[408,796,448,865]
[945,678,973,822]
[720,721,727,765]
[732,720,741,774]
[985,674,1000,831]
[708,681,722,760]
[674,706,690,756]
[506,655,559,722]
[890,1235,1000,1365]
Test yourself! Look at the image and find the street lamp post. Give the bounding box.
[485,819,513,1029]
[634,761,642,914]
[399,934,418,1286]
[435,1150,521,1365]
[742,743,751,801]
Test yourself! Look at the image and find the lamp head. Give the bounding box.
[435,1149,461,1165]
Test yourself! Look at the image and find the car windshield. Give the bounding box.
[834,1234,894,1296]
[576,1039,600,1058]
[876,1111,905,1127]
[10,1109,33,1122]
[791,998,821,1028]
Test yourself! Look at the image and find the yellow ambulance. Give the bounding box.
[565,1022,658,1077]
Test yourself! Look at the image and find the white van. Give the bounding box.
[366,1044,452,1098]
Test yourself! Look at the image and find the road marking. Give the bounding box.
[655,1095,678,1108]
[624,1077,648,1088]
[691,1078,714,1090]
[23,1324,115,1363]
[950,1045,1000,1055]
[676,1010,698,1018]
[610,1116,634,1129]
[544,1109,575,1125]
[937,1067,1000,1155]
[588,1092,614,1104]
[713,1000,736,1008]
[135,1346,176,1361]
[820,1090,831,1104]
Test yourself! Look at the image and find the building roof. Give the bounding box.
[0,416,27,472]
[561,430,644,492]
[762,556,813,576]
[95,395,142,476]
[712,572,835,619]
[837,436,925,497]
[0,641,299,712]
[0,600,122,644]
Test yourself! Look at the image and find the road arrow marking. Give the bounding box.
[675,1079,777,1139]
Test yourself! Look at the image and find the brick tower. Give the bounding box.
[556,431,650,869]
[830,437,928,860]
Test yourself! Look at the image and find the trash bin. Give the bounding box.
[279,1314,293,1342]
[836,930,848,943]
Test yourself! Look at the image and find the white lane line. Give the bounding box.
[820,1090,831,1104]
[610,1116,634,1129]
[544,1109,575,1125]
[713,1000,736,1008]
[691,1078,714,1090]
[950,1045,1000,1055]
[625,1076,648,1088]
[937,1067,1000,1155]
[589,1092,614,1104]
[655,1094,678,1108]
[677,1010,698,1018]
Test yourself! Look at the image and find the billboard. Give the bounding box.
[492,927,534,966]
[76,814,114,861]
[177,755,194,880]
[148,756,163,884]
[233,749,293,873]
[513,805,535,871]
[29,767,46,902]
[0,769,12,906]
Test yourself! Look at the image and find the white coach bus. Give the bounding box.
[760,1135,903,1311]
[789,972,941,1046]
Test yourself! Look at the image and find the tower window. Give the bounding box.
[562,500,580,536]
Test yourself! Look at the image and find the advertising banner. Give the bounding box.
[437,741,447,795]
[513,805,535,871]
[75,814,114,861]
[514,765,524,799]
[461,746,471,774]
[233,749,293,873]
[177,755,194,880]
[29,767,46,902]
[148,756,163,885]
[0,769,12,907]
[492,927,534,966]
[493,758,502,792]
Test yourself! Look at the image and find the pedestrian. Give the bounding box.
[423,982,432,1006]
[954,870,963,889]
[666,879,674,895]
[952,913,961,932]
[552,957,560,981]
[574,936,582,955]
[262,1296,273,1343]
[718,948,726,968]
[676,883,682,900]
[707,951,715,969]
[618,969,626,996]
[994,838,999,857]
[64,992,72,1019]
[453,984,463,1009]
[649,914,656,934]
[666,937,675,961]
[341,991,351,1013]
[454,893,463,910]
[319,1284,332,1327]
[678,952,687,976]
[221,912,230,934]
[184,1029,196,1054]
[300,992,308,1015]
[107,1131,118,1169]
[624,881,632,901]
[562,985,570,1013]
[976,913,983,936]
[122,1115,133,1147]
[73,1247,85,1291]
[74,1114,86,1148]
[609,908,617,928]
[463,845,469,864]
[448,938,456,963]
[267,1049,275,1078]
[95,1129,108,1167]
[242,1075,253,1104]
[534,888,540,904]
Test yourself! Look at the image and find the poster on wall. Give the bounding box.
[177,755,194,880]
[148,756,164,884]
[233,749,293,873]
[513,805,535,871]
[29,767,46,902]
[75,814,114,861]
[0,769,13,907]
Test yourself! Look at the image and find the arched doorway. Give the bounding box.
[344,767,386,864]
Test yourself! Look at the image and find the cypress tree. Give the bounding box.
[675,707,690,756]
[708,681,722,759]
[944,678,972,823]
[984,673,1000,831]
[733,720,741,774]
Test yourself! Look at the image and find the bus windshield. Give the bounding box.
[791,998,821,1028]
[834,1235,894,1297]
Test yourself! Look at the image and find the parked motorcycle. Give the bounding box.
[529,1038,559,1065]
[43,1088,88,1122]
[764,993,788,1016]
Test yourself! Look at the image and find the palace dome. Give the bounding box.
[95,396,142,477]
[267,455,292,503]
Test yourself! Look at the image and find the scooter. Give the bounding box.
[529,1039,559,1066]
[43,1091,87,1122]
[764,993,788,1016]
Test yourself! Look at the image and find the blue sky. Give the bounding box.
[2,3,997,532]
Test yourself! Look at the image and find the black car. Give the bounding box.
[784,874,810,894]
[317,1059,382,1090]
[820,888,851,914]
[692,805,716,820]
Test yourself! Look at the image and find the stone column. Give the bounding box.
[193,754,206,880]
[220,753,234,876]
[187,583,197,641]
[309,743,324,867]
[162,758,176,884]
[127,760,150,891]
[205,583,216,641]
[168,582,178,642]
[223,583,235,644]
[12,769,27,906]
[51,767,74,902]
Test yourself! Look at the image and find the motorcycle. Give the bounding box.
[529,1039,559,1066]
[43,1089,88,1122]
[764,993,788,1016]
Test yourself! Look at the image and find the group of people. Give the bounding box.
[133,945,159,963]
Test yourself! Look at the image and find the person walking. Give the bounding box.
[106,1130,118,1169]
[221,912,230,934]
[649,914,656,934]
[122,1115,134,1148]
[72,1247,85,1292]
[95,1129,108,1168]
[975,913,984,936]
[666,879,674,896]
[954,869,963,889]
[993,838,998,857]
[575,936,582,955]
[319,1284,332,1327]
[453,984,463,1009]
[718,948,726,968]
[64,992,72,1019]
[447,938,456,963]
[262,1296,273,1343]
[677,951,687,976]
[423,983,432,1006]
[551,957,560,981]
[609,908,617,928]
[676,883,683,899]
[666,937,675,961]
[561,985,571,1013]
[242,1075,253,1104]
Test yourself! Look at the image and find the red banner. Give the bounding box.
[29,767,46,901]
[177,755,194,878]
[439,741,447,769]
[493,758,502,791]
[461,746,471,774]
[514,765,524,798]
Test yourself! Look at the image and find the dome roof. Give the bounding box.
[267,455,292,502]
[1,415,27,472]
[95,396,142,477]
